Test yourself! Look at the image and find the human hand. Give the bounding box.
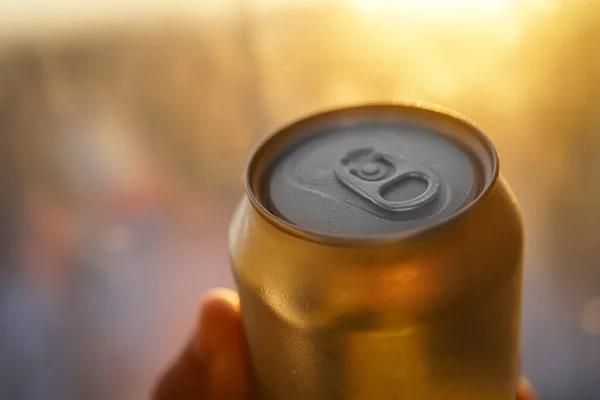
[152,288,536,400]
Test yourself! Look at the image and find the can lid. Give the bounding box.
[247,104,497,238]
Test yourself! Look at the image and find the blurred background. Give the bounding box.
[0,0,599,399]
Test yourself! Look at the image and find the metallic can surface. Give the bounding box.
[229,103,523,400]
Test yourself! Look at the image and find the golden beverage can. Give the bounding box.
[230,103,523,400]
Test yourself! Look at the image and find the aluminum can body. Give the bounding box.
[229,104,523,400]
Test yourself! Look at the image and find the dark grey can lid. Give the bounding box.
[248,104,497,238]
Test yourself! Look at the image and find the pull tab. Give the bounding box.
[334,148,440,212]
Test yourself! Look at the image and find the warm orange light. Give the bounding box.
[352,0,514,18]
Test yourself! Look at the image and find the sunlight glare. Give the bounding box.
[352,0,514,18]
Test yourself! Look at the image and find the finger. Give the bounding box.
[199,289,251,399]
[152,289,251,400]
[152,340,210,399]
[516,377,536,400]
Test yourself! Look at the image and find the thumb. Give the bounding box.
[516,377,536,400]
[152,289,251,399]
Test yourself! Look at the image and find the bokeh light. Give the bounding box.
[0,1,599,399]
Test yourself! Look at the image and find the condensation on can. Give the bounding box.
[230,103,523,400]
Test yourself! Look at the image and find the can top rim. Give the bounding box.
[244,102,499,247]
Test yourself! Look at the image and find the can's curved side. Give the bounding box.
[229,175,523,400]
